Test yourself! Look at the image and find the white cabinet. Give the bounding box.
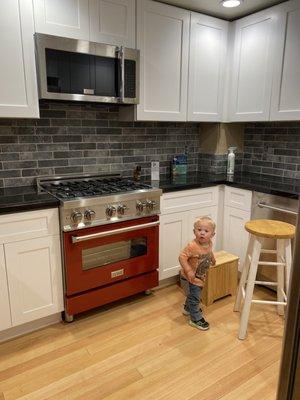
[89,0,135,47]
[228,8,277,121]
[223,186,252,270]
[188,13,228,122]
[33,0,90,40]
[0,246,11,331]
[0,209,63,331]
[33,0,135,46]
[0,0,39,118]
[159,187,219,280]
[270,0,300,120]
[136,0,190,121]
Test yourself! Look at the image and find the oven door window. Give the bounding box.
[82,236,147,270]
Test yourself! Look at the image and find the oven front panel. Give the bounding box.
[63,216,159,295]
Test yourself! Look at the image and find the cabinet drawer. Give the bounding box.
[224,186,252,211]
[0,208,59,243]
[161,186,219,214]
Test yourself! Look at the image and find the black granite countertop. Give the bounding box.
[0,186,59,214]
[157,172,299,199]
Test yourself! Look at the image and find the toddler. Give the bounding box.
[179,216,216,330]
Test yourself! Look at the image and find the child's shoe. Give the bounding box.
[189,317,210,331]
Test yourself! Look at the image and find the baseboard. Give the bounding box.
[0,313,62,343]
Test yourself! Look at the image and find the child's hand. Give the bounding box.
[193,276,205,287]
[186,270,195,283]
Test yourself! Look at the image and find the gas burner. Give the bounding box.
[37,173,162,231]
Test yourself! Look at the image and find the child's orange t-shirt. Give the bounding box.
[179,239,214,287]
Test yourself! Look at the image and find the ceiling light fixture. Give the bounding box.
[221,0,243,7]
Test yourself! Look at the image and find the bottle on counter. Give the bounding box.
[133,165,141,181]
[227,147,236,175]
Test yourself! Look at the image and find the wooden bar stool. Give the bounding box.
[234,219,295,340]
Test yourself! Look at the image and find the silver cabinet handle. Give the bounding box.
[257,201,298,216]
[72,221,159,243]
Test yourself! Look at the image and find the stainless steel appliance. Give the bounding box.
[35,34,139,104]
[251,191,298,288]
[38,173,162,321]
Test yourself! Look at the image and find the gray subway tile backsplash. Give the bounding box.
[0,102,299,187]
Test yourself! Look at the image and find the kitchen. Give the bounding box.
[0,0,299,398]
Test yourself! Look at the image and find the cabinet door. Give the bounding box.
[0,0,39,118]
[33,0,89,40]
[159,212,189,280]
[137,0,189,121]
[229,8,277,121]
[270,0,300,120]
[188,13,228,122]
[223,206,251,271]
[89,0,135,47]
[5,235,63,326]
[188,206,219,250]
[0,245,12,331]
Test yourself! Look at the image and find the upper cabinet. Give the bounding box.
[188,13,228,122]
[33,0,135,47]
[33,0,90,40]
[89,0,135,47]
[136,0,190,121]
[0,0,39,118]
[228,8,278,121]
[270,0,300,120]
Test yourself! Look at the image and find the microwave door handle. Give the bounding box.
[71,221,159,243]
[118,46,125,102]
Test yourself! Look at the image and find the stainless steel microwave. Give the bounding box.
[34,34,139,104]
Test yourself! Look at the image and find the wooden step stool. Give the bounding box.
[234,219,295,340]
[202,251,239,306]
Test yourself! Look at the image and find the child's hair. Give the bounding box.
[194,216,216,232]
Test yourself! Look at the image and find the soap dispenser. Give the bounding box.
[227,147,236,175]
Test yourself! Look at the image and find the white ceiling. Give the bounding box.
[158,0,287,20]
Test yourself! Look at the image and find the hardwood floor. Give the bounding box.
[0,284,284,399]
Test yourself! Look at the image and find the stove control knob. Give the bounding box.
[106,205,116,217]
[117,204,127,215]
[146,200,156,211]
[71,211,83,223]
[84,209,96,221]
[136,201,145,212]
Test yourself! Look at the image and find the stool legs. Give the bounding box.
[276,240,285,316]
[284,239,292,295]
[238,237,262,340]
[234,234,254,312]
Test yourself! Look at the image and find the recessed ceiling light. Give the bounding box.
[221,0,243,7]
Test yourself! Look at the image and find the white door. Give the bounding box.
[228,8,277,121]
[136,0,190,121]
[33,0,90,40]
[89,0,135,47]
[188,13,228,122]
[5,235,63,326]
[0,245,12,331]
[223,206,251,271]
[159,212,189,280]
[0,0,39,118]
[270,0,300,120]
[188,206,219,250]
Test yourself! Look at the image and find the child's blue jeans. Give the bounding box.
[180,275,203,322]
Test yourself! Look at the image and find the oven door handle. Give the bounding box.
[257,201,298,216]
[71,221,160,243]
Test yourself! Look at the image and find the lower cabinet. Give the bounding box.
[0,208,64,333]
[5,235,63,326]
[223,186,252,270]
[0,246,11,331]
[159,187,219,280]
[223,206,251,270]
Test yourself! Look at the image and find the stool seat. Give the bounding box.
[245,219,295,239]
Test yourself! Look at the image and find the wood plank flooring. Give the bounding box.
[0,284,284,399]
